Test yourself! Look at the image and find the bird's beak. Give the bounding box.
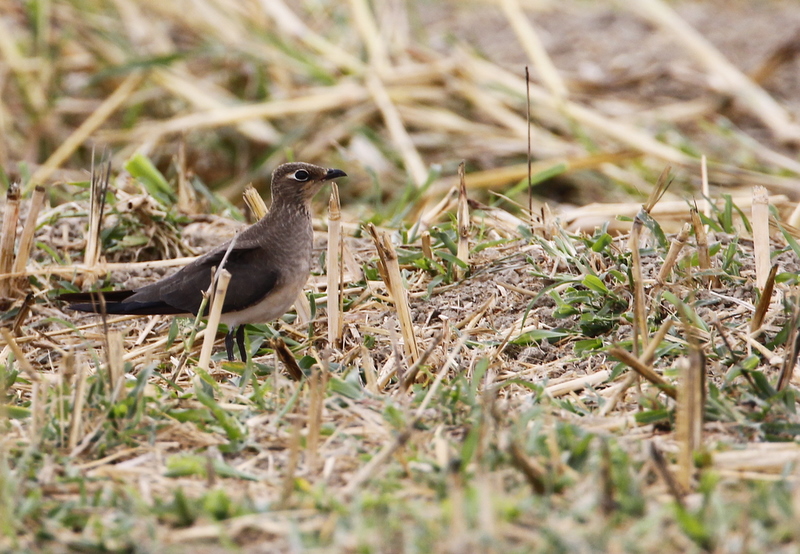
[324,168,347,181]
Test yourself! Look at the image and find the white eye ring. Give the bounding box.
[293,169,310,182]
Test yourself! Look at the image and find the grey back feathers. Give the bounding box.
[60,162,347,323]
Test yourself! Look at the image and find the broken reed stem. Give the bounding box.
[421,231,432,260]
[650,442,686,505]
[198,269,232,370]
[545,370,610,397]
[777,292,800,392]
[751,185,771,290]
[0,184,21,299]
[366,223,419,363]
[29,380,44,449]
[176,143,194,214]
[447,465,468,551]
[751,264,778,333]
[700,155,710,221]
[398,330,446,393]
[361,346,378,394]
[628,217,647,356]
[269,338,304,381]
[508,437,547,495]
[11,185,46,290]
[11,293,34,336]
[627,166,673,354]
[107,331,125,403]
[327,183,343,347]
[84,160,111,272]
[675,342,706,492]
[456,162,470,280]
[243,185,268,220]
[690,207,718,287]
[657,223,691,285]
[526,66,533,226]
[609,346,677,399]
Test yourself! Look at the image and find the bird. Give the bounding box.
[59,162,347,362]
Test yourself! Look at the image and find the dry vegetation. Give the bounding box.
[2,0,800,551]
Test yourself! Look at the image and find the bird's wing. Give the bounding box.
[127,241,281,315]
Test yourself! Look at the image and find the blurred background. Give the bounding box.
[1,0,799,227]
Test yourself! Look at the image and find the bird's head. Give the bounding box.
[270,162,347,205]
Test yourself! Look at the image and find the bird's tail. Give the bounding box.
[57,290,186,315]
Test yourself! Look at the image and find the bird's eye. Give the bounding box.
[293,169,310,182]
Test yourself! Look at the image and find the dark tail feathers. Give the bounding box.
[58,290,187,316]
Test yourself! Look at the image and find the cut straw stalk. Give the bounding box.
[0,16,47,112]
[84,160,111,273]
[499,0,567,98]
[27,72,144,192]
[700,155,711,221]
[154,70,281,145]
[565,194,792,235]
[627,0,800,143]
[0,184,20,299]
[609,347,677,400]
[628,164,673,354]
[421,231,432,260]
[675,343,706,491]
[430,152,638,196]
[243,185,268,219]
[306,363,327,472]
[777,294,800,392]
[107,331,126,403]
[68,361,89,452]
[327,183,343,347]
[366,73,427,187]
[366,223,419,363]
[198,269,232,370]
[599,319,674,416]
[134,83,368,142]
[656,222,691,285]
[628,217,647,356]
[545,370,611,398]
[259,0,364,73]
[464,55,692,166]
[456,162,470,280]
[348,0,390,73]
[751,185,771,290]
[0,328,40,383]
[690,207,718,287]
[11,186,46,290]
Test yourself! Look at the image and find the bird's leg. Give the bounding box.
[225,329,235,362]
[236,325,247,362]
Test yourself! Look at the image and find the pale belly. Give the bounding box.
[219,271,309,327]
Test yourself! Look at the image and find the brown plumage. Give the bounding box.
[59,162,346,361]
